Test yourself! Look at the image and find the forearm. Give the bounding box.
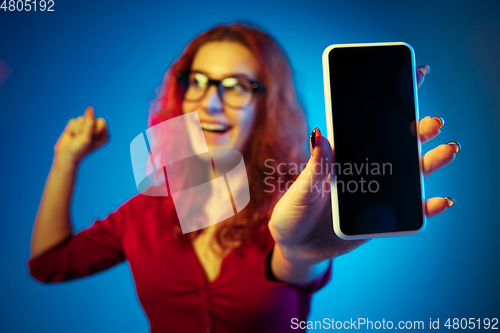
[30,155,77,258]
[271,242,331,284]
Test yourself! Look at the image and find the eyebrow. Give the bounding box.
[190,69,258,82]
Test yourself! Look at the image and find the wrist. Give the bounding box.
[52,153,79,172]
[275,239,337,265]
[271,243,331,284]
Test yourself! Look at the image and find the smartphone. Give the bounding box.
[322,42,426,240]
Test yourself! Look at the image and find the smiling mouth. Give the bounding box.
[200,122,231,134]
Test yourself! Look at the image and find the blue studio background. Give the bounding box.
[1,0,499,332]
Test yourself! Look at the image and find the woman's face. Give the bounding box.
[182,41,260,153]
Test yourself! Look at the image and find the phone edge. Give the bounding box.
[322,42,427,240]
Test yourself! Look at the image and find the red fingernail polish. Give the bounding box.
[443,196,455,208]
[310,128,318,150]
[446,141,461,154]
[433,116,445,129]
[418,65,431,77]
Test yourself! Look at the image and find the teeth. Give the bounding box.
[200,122,229,132]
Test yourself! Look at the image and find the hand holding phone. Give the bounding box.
[323,42,426,239]
[270,42,458,269]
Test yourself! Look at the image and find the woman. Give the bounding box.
[28,23,459,332]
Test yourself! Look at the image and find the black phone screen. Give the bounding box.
[327,44,425,236]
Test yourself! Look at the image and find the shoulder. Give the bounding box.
[100,192,176,230]
[118,193,175,220]
[120,192,171,211]
[90,192,178,243]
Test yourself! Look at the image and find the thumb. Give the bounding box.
[84,106,95,119]
[81,106,96,140]
[284,128,334,206]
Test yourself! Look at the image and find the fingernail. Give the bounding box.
[443,196,455,208]
[310,127,319,150]
[418,65,431,77]
[432,116,445,129]
[446,141,461,154]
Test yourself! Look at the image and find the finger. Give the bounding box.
[425,197,455,218]
[423,142,461,177]
[80,111,95,140]
[419,115,445,144]
[310,128,333,183]
[84,106,95,120]
[75,116,85,134]
[93,118,109,147]
[416,65,430,88]
[93,118,107,138]
[289,128,333,205]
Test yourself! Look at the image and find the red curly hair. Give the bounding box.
[149,23,308,251]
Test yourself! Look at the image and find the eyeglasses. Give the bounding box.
[176,71,265,109]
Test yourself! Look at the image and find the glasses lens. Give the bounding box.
[220,77,253,108]
[182,72,256,108]
[184,73,209,101]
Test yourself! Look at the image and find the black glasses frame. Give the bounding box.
[176,71,265,109]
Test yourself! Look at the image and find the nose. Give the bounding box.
[201,85,224,114]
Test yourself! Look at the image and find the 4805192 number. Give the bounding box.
[1,0,54,11]
[445,318,498,330]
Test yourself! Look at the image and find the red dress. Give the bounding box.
[28,194,332,333]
